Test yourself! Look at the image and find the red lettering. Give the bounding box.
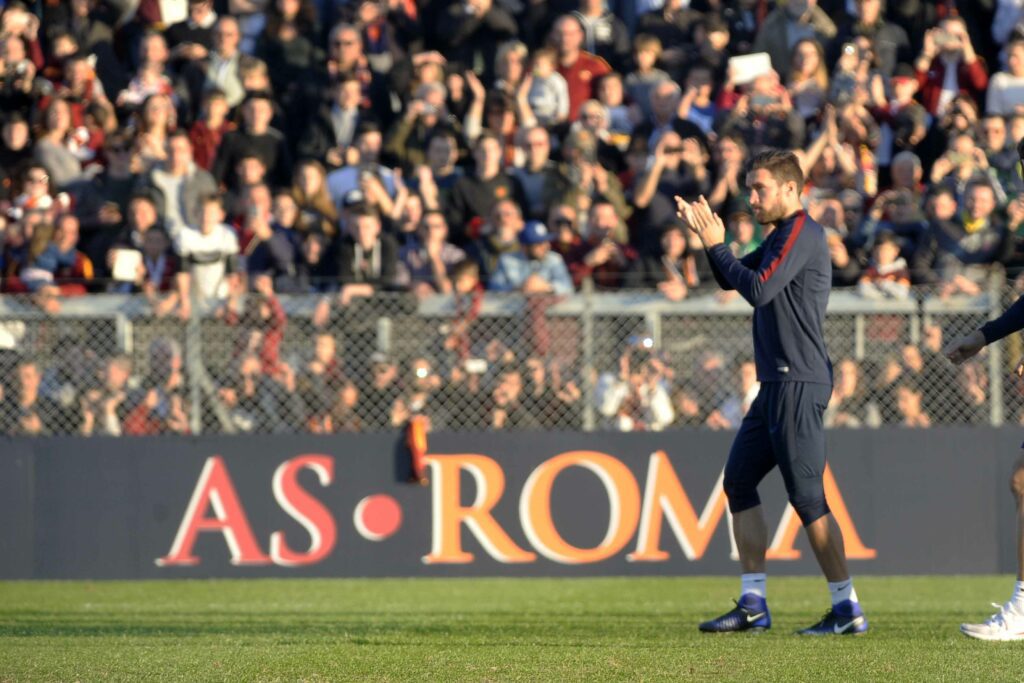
[269,455,338,567]
[156,456,270,566]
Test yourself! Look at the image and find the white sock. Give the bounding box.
[828,579,858,606]
[741,573,767,599]
[1011,581,1024,609]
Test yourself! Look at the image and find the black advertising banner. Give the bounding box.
[0,428,1020,579]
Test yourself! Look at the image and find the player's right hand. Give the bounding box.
[942,330,986,365]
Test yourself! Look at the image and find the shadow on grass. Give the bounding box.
[0,610,690,641]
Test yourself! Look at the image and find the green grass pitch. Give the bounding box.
[1,576,1022,681]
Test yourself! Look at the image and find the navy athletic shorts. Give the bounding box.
[723,381,832,526]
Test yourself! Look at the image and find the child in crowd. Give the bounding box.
[858,230,910,299]
[526,48,570,128]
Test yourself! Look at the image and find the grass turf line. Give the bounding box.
[0,576,1022,681]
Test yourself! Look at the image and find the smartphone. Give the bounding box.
[464,358,488,374]
[933,30,953,49]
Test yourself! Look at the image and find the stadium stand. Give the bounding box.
[1,0,1024,434]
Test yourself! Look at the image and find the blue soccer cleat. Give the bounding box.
[797,599,868,636]
[699,593,771,633]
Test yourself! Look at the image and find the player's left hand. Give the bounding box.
[943,330,986,365]
[675,195,726,247]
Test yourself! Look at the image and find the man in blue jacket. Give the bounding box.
[677,150,867,636]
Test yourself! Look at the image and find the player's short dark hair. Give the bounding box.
[748,150,804,189]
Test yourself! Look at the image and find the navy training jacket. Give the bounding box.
[705,210,834,386]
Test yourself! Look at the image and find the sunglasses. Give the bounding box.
[26,175,49,183]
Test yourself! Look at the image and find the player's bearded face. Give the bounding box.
[746,170,788,224]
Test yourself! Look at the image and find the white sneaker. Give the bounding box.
[960,602,1024,641]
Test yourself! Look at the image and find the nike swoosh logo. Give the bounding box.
[833,616,864,634]
[746,612,766,623]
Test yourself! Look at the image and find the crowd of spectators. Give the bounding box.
[0,312,1011,435]
[3,0,1024,434]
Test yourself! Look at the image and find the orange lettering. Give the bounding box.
[422,455,536,564]
[767,464,877,560]
[521,451,641,564]
[629,451,730,562]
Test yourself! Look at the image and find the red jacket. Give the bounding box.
[225,295,286,376]
[189,120,235,172]
[915,57,988,115]
[558,52,612,122]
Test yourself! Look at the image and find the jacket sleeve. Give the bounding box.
[705,218,812,306]
[981,295,1024,344]
[706,244,765,291]
[962,58,989,93]
[548,255,575,294]
[488,255,516,291]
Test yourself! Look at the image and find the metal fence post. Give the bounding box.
[581,277,595,432]
[989,271,1005,427]
[186,287,202,435]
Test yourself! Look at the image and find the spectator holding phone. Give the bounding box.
[914,16,988,117]
[752,0,837,81]
[595,339,674,432]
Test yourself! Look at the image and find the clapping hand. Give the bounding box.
[675,195,726,247]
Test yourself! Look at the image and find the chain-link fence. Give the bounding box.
[1,275,1021,436]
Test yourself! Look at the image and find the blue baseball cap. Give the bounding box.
[519,220,555,245]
